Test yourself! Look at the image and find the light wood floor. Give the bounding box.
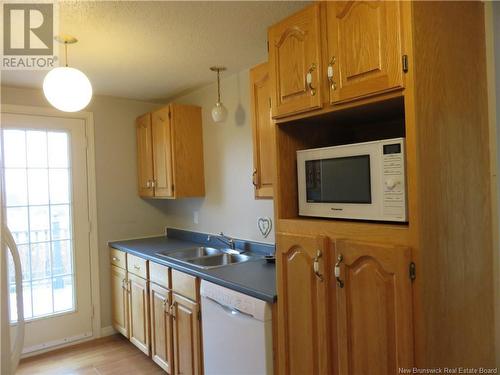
[16,334,164,375]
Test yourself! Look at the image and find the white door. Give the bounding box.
[1,112,93,354]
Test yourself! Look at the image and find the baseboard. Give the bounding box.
[100,325,117,337]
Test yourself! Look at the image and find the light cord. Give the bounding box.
[217,69,221,103]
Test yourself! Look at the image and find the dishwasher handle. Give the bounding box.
[204,295,254,319]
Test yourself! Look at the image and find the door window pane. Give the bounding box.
[52,240,72,276]
[32,278,53,317]
[49,169,70,204]
[5,169,27,206]
[3,128,76,323]
[7,207,29,244]
[27,131,48,168]
[53,276,73,313]
[27,169,49,205]
[48,132,69,168]
[3,130,26,168]
[50,204,71,240]
[29,205,50,242]
[30,242,51,280]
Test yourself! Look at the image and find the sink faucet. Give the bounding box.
[207,232,240,252]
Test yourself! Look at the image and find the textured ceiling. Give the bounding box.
[1,1,307,102]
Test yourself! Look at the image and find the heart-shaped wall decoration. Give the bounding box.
[258,217,273,238]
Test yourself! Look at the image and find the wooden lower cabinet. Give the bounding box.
[150,283,174,373]
[334,240,413,375]
[276,233,331,375]
[171,293,202,375]
[111,265,129,338]
[128,273,150,355]
[276,233,414,375]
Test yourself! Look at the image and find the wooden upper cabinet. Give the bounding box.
[172,293,201,375]
[334,240,413,374]
[136,113,154,198]
[268,4,323,118]
[136,103,205,199]
[152,107,174,197]
[326,1,404,104]
[250,62,275,199]
[276,233,331,375]
[111,265,129,338]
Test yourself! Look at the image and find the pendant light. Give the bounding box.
[43,35,93,112]
[210,66,227,123]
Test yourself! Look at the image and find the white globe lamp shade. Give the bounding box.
[211,101,227,123]
[43,67,93,112]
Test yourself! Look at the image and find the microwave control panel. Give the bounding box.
[381,141,407,221]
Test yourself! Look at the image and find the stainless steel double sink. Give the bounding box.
[155,246,253,269]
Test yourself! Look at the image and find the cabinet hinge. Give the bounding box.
[198,310,201,321]
[171,184,174,192]
[168,111,171,120]
[409,262,416,281]
[268,97,271,109]
[402,54,409,73]
[266,40,269,52]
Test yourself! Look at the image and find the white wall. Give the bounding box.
[157,69,275,244]
[0,86,170,328]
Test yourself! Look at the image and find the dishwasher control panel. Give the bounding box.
[200,280,272,321]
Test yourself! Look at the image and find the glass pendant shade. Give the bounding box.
[211,101,227,123]
[43,67,93,112]
[210,66,227,123]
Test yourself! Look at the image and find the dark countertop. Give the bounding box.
[109,235,277,303]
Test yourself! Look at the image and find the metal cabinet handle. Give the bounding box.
[112,256,119,262]
[146,180,151,188]
[121,279,127,290]
[170,302,177,320]
[252,169,258,188]
[134,265,140,270]
[313,250,323,281]
[306,63,317,96]
[327,56,336,90]
[335,254,344,288]
[162,299,170,314]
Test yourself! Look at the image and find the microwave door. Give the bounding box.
[305,155,372,205]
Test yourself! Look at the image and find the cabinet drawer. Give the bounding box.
[150,262,170,289]
[127,253,148,279]
[171,270,199,301]
[110,248,126,269]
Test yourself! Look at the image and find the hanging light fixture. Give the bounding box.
[43,35,93,112]
[210,66,227,123]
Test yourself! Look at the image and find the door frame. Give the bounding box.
[0,104,101,348]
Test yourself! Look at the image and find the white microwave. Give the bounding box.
[297,138,407,222]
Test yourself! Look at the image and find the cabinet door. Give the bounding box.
[326,1,403,104]
[334,240,413,375]
[136,113,154,198]
[250,62,275,199]
[276,233,330,375]
[111,265,129,338]
[268,4,323,118]
[172,293,201,375]
[128,273,150,355]
[150,283,173,373]
[151,106,174,198]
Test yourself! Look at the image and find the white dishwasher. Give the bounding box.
[200,280,273,375]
